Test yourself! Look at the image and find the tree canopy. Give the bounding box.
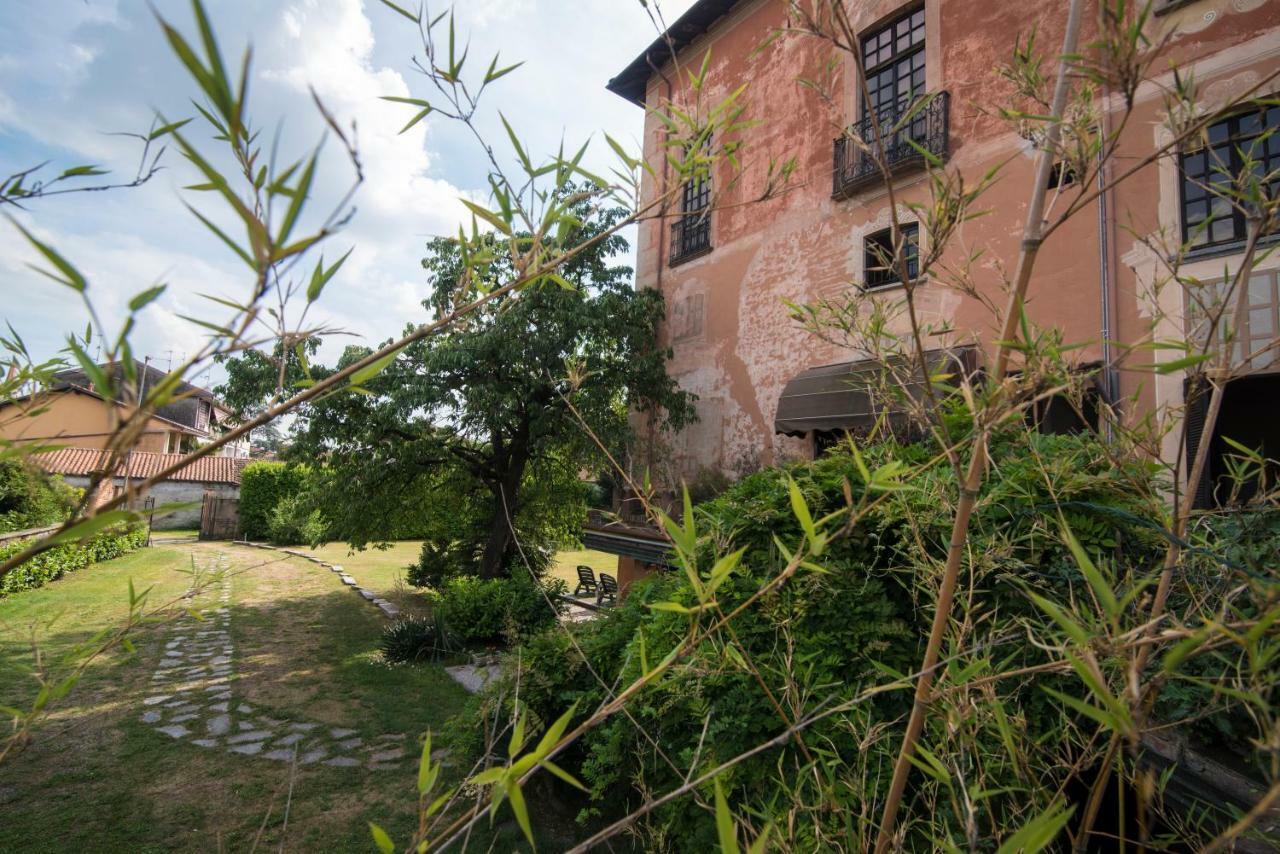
[221,192,693,578]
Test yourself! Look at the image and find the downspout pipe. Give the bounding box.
[1097,91,1118,441]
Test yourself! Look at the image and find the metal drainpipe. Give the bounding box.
[1097,91,1117,442]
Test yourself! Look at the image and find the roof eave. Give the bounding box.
[605,0,744,107]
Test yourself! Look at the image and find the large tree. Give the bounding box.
[223,194,693,578]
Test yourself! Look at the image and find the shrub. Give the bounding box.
[434,575,566,645]
[0,525,148,597]
[407,538,554,587]
[380,615,457,663]
[462,428,1175,847]
[238,461,309,540]
[0,460,80,533]
[266,493,328,546]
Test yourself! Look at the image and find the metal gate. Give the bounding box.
[199,492,240,540]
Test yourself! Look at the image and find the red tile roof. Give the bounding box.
[34,448,249,485]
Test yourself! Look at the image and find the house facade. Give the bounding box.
[608,0,1279,500]
[0,361,250,459]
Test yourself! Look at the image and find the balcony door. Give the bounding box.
[862,5,927,147]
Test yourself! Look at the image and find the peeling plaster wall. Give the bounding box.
[633,0,1280,479]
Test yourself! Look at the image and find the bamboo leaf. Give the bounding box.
[7,218,87,292]
[714,778,740,854]
[368,822,395,854]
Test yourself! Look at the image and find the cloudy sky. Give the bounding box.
[0,0,696,386]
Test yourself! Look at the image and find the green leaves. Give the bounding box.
[368,822,395,854]
[7,217,87,292]
[128,284,168,312]
[715,777,739,854]
[349,344,406,387]
[994,799,1074,853]
[378,0,421,23]
[469,703,584,849]
[307,248,353,303]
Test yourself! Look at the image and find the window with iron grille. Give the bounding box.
[862,6,926,121]
[864,222,919,289]
[671,145,712,265]
[1180,102,1280,252]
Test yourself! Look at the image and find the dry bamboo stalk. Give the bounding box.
[873,1,1087,849]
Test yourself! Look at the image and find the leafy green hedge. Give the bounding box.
[431,575,566,645]
[0,526,148,597]
[0,460,80,534]
[238,462,309,540]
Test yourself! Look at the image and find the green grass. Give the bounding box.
[291,540,618,601]
[0,541,581,851]
[290,540,424,609]
[550,548,618,591]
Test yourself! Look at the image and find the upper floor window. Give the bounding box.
[670,143,713,266]
[1180,102,1280,252]
[195,400,211,432]
[835,7,946,199]
[864,222,919,289]
[862,6,926,120]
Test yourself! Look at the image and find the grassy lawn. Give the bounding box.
[291,540,618,602]
[0,541,579,852]
[290,540,425,614]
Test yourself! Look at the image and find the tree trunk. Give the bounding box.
[476,441,529,580]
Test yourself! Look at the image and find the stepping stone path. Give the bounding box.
[139,552,409,771]
[242,542,402,619]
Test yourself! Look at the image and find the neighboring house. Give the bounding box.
[34,447,247,530]
[0,361,250,459]
[605,0,1278,504]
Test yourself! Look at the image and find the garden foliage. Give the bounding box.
[457,427,1275,848]
[429,575,567,646]
[0,461,79,534]
[0,525,147,597]
[237,462,324,544]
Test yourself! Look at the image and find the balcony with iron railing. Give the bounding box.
[832,91,950,199]
[669,214,712,266]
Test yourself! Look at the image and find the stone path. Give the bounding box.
[244,543,401,620]
[139,552,407,770]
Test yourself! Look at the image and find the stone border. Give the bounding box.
[237,541,401,620]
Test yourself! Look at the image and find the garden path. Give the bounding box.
[138,551,407,770]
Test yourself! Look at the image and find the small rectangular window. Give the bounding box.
[864,222,919,289]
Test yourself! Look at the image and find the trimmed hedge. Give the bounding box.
[238,462,309,540]
[0,526,149,597]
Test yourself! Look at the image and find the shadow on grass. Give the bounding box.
[0,567,588,852]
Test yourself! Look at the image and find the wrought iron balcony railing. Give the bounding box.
[833,91,950,199]
[669,214,711,266]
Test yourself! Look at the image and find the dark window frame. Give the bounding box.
[860,5,927,123]
[863,222,920,290]
[1178,102,1280,252]
[670,138,714,266]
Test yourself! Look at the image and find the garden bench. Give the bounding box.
[597,572,618,607]
[574,565,598,597]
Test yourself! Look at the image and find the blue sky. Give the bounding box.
[0,0,694,385]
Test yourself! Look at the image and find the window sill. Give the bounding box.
[1181,234,1280,264]
[860,277,925,294]
[669,245,712,268]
